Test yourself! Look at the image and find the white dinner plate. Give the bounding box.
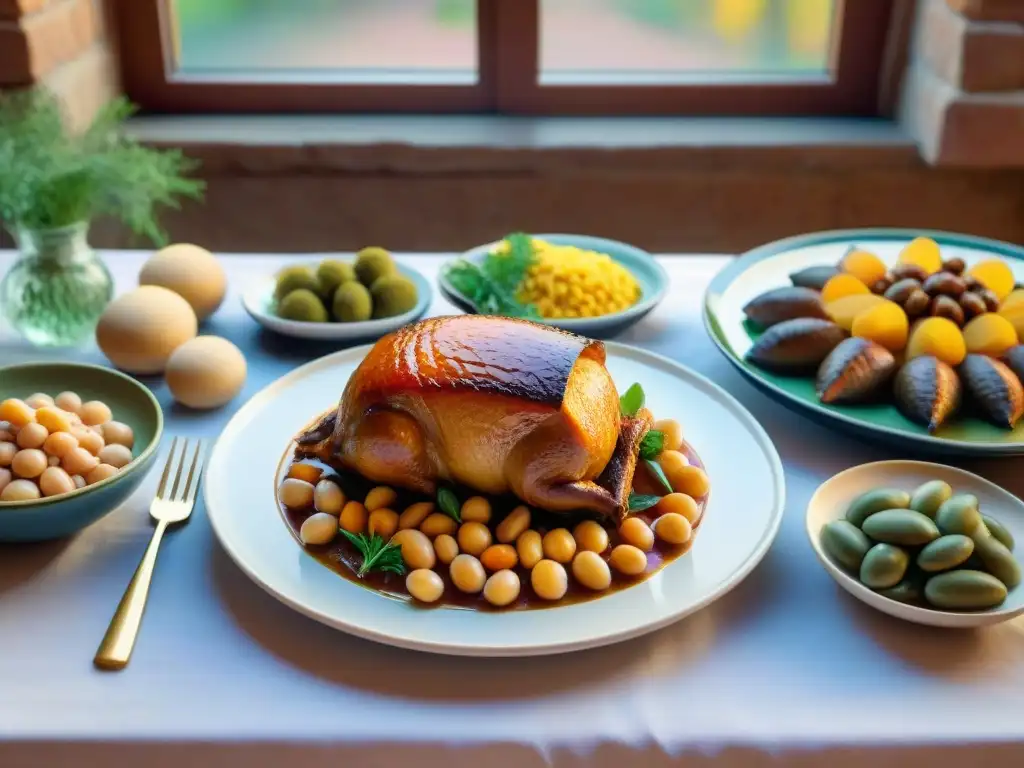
[806,460,1024,628]
[241,261,431,341]
[205,342,786,656]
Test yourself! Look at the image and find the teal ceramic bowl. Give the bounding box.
[704,228,1024,457]
[439,234,669,339]
[0,363,163,541]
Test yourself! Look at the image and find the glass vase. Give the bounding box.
[0,222,114,348]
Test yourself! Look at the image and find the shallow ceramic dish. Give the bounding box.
[0,362,163,542]
[806,459,1024,628]
[205,342,785,657]
[242,261,432,342]
[439,234,669,338]
[704,228,1024,456]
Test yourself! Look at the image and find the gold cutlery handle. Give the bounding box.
[94,520,169,671]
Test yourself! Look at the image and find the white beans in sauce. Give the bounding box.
[573,520,609,553]
[339,501,368,534]
[364,486,397,511]
[480,544,517,571]
[656,492,700,524]
[368,508,399,538]
[450,553,486,594]
[433,533,459,565]
[618,517,654,552]
[460,496,492,524]
[655,513,692,545]
[313,479,345,515]
[496,505,531,543]
[516,530,544,570]
[542,528,576,564]
[531,559,568,601]
[278,478,315,508]
[609,544,647,576]
[483,569,521,607]
[392,528,436,570]
[300,512,339,545]
[407,569,444,603]
[457,521,492,556]
[572,551,611,591]
[653,418,684,452]
[420,512,458,538]
[398,501,434,530]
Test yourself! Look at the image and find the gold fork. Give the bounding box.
[94,437,207,671]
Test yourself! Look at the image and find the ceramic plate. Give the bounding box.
[704,228,1024,456]
[439,234,669,338]
[242,261,431,342]
[204,343,784,657]
[806,460,1024,628]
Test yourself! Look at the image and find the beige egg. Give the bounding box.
[165,336,247,410]
[139,243,227,322]
[96,286,198,374]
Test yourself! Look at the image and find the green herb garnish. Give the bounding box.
[639,429,664,460]
[619,383,645,417]
[627,492,662,512]
[644,459,674,495]
[443,231,540,319]
[340,530,406,578]
[437,487,462,523]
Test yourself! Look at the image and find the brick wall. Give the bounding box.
[0,0,120,130]
[901,0,1024,167]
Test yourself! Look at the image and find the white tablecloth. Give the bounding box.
[2,251,1024,768]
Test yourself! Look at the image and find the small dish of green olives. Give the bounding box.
[241,247,431,341]
[806,459,1024,628]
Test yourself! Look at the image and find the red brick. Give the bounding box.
[0,0,99,83]
[947,0,1024,23]
[961,25,1024,91]
[0,0,47,19]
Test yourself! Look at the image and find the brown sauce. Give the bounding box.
[278,445,709,611]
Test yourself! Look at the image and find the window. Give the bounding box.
[116,0,893,115]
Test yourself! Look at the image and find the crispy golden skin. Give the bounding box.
[298,316,646,520]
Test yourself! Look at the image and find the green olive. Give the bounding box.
[924,570,1008,610]
[972,534,1022,589]
[820,520,872,572]
[982,515,1015,552]
[878,578,923,604]
[860,543,909,589]
[909,480,953,519]
[845,488,911,527]
[916,534,974,573]
[862,509,940,546]
[935,494,983,537]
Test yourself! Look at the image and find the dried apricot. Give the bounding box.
[851,301,909,352]
[998,302,1024,342]
[965,259,1015,302]
[824,293,890,331]
[839,248,888,286]
[962,312,1018,356]
[905,316,967,366]
[898,237,942,275]
[821,274,870,305]
[1001,288,1024,312]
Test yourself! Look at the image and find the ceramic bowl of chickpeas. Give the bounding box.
[0,362,163,542]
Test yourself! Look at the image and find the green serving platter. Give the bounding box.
[703,228,1024,456]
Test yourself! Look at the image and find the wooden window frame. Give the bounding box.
[115,0,893,116]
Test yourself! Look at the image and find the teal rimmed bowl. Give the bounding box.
[704,227,1024,457]
[0,362,163,541]
[439,234,669,339]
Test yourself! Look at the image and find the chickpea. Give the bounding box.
[420,512,458,538]
[313,479,345,515]
[406,569,444,603]
[433,533,459,565]
[11,449,46,479]
[480,544,518,571]
[653,418,684,453]
[98,443,133,469]
[449,553,486,594]
[457,521,492,556]
[655,492,701,524]
[100,420,134,449]
[25,393,54,409]
[87,464,119,485]
[278,477,315,509]
[339,501,368,534]
[0,442,14,467]
[542,528,576,564]
[573,520,609,553]
[76,429,105,456]
[460,496,492,524]
[483,569,521,607]
[392,529,436,570]
[0,468,10,494]
[399,501,434,530]
[62,447,99,477]
[300,512,338,545]
[609,544,647,576]
[368,508,399,539]
[79,400,112,426]
[365,486,398,511]
[659,450,692,490]
[655,513,692,545]
[287,463,322,485]
[619,517,655,552]
[37,466,73,497]
[496,505,531,543]
[0,399,34,428]
[531,559,568,601]
[15,422,47,450]
[71,474,86,489]
[54,391,82,414]
[572,551,612,591]
[0,479,41,502]
[669,465,710,499]
[34,407,72,434]
[516,530,544,570]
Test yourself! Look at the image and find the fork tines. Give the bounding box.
[156,437,207,504]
